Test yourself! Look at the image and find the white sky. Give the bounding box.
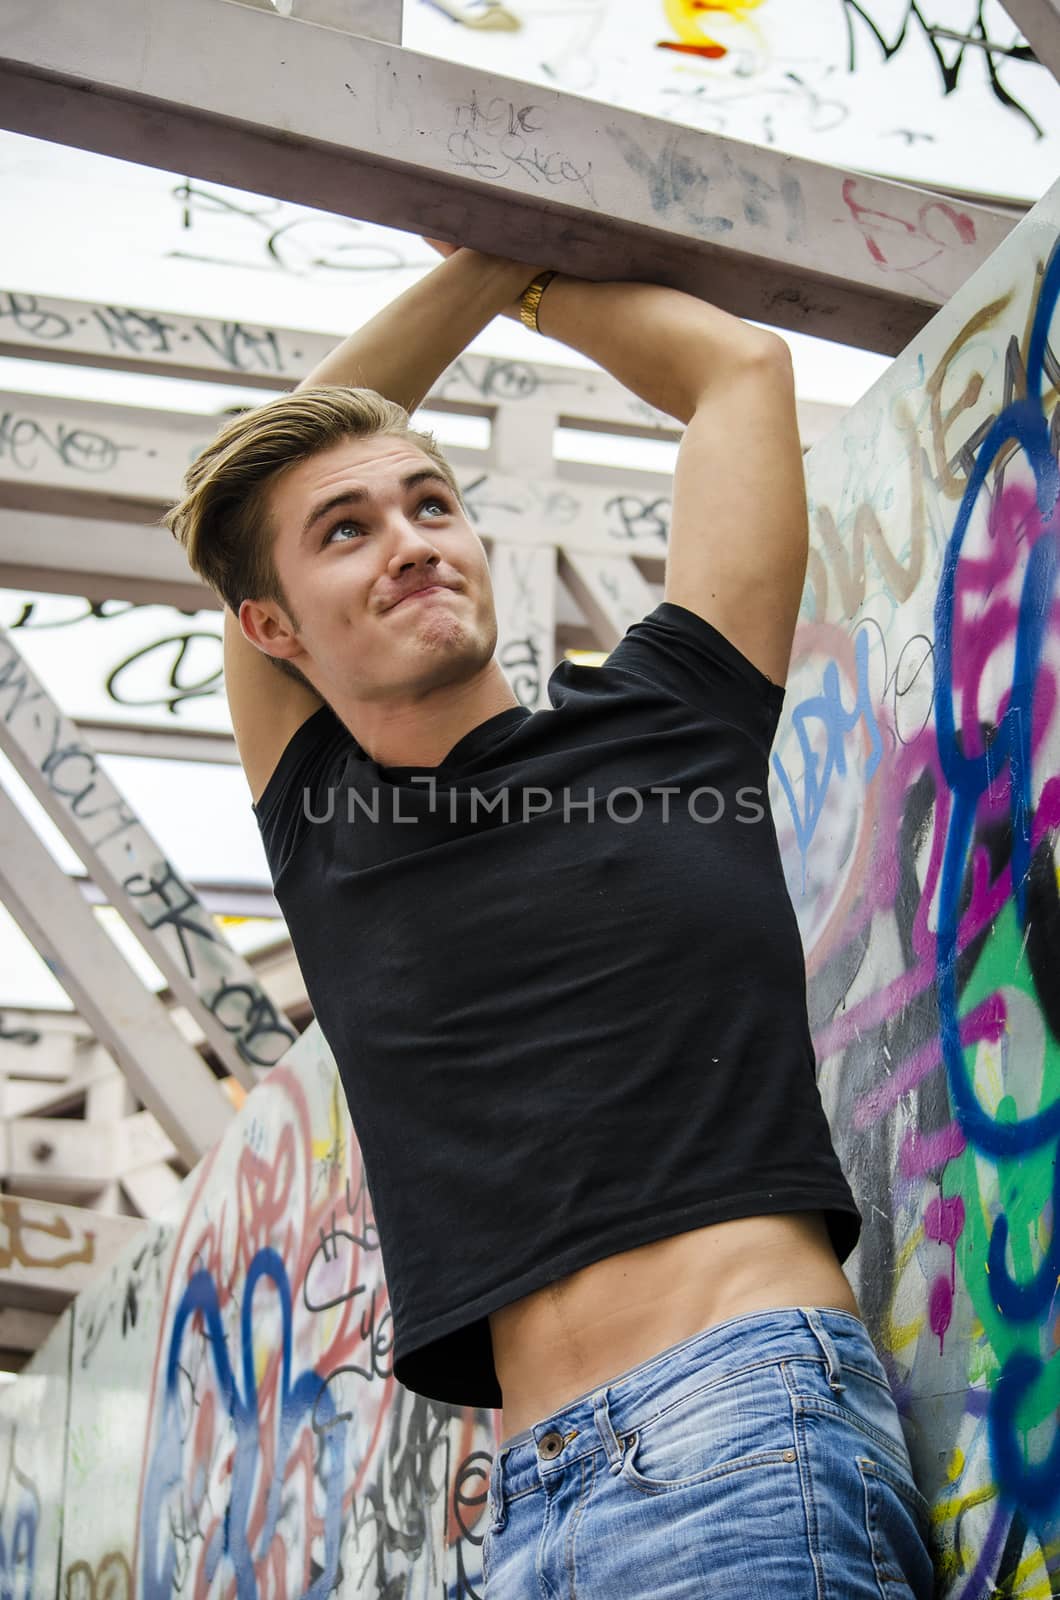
[0,0,1055,1008]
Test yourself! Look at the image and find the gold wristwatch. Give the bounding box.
[519,271,557,333]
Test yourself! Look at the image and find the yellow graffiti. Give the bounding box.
[311,1074,348,1173]
[658,0,765,59]
[881,1224,927,1356]
[1010,1536,1060,1597]
[0,1196,96,1272]
[931,1481,997,1524]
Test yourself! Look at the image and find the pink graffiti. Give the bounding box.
[925,1194,965,1354]
[925,1194,966,1263]
[840,177,978,291]
[852,996,1004,1131]
[900,1124,967,1179]
[925,1196,966,1353]
[950,483,1059,768]
[811,477,1060,1136]
[929,1273,955,1353]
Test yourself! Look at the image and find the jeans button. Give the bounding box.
[538,1430,564,1459]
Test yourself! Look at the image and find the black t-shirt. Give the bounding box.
[253,601,861,1408]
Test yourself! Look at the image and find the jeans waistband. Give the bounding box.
[488,1306,876,1526]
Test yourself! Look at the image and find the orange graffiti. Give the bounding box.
[656,0,765,60]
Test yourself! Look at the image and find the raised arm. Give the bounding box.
[223,248,540,803]
[497,267,804,690]
[294,245,538,404]
[422,241,804,687]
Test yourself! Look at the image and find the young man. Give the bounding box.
[166,245,934,1596]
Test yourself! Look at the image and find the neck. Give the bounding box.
[333,664,520,768]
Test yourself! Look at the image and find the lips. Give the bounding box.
[390,583,450,608]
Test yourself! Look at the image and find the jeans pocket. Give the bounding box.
[788,1358,915,1478]
[858,1454,936,1600]
[619,1366,794,1495]
[846,1366,924,1476]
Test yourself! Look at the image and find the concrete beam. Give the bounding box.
[0,391,666,556]
[1,1041,119,1120]
[0,294,842,447]
[0,506,217,612]
[0,287,351,390]
[69,722,240,767]
[3,1112,178,1196]
[0,388,230,517]
[490,544,556,712]
[0,389,660,553]
[0,0,1013,353]
[999,0,1060,83]
[0,1010,93,1083]
[0,783,235,1163]
[558,552,659,651]
[119,1160,184,1217]
[0,622,299,1080]
[0,1193,145,1309]
[0,1306,57,1355]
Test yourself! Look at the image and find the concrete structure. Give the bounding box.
[1001,0,1060,83]
[0,0,1016,354]
[0,155,1056,1600]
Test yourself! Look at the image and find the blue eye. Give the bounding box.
[324,520,362,545]
[323,495,450,546]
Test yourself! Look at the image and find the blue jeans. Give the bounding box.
[483,1306,935,1598]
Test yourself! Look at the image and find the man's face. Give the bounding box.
[262,433,498,703]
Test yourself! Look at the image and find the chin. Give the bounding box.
[416,606,482,653]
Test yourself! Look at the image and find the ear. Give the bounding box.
[237,596,304,665]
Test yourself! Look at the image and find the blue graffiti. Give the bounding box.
[140,1247,347,1599]
[933,232,1060,1536]
[772,623,884,892]
[0,1455,38,1600]
[934,238,1060,1160]
[989,1351,1060,1519]
[986,1150,1060,1320]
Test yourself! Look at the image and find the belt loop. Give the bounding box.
[489,1444,509,1530]
[592,1389,626,1475]
[802,1306,845,1393]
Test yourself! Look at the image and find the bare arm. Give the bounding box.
[224,607,324,806]
[227,248,540,804]
[296,246,539,404]
[499,267,804,688]
[529,274,777,427]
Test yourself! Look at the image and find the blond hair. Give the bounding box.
[162,386,465,686]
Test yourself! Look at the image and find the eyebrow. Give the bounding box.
[300,469,453,543]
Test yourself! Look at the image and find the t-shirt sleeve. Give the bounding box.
[604,601,786,753]
[251,703,355,884]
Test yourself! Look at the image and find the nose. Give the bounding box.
[386,518,442,576]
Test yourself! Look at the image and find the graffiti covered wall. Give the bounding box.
[0,1028,497,1597]
[0,1316,68,1599]
[0,183,1057,1600]
[786,176,1060,1595]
